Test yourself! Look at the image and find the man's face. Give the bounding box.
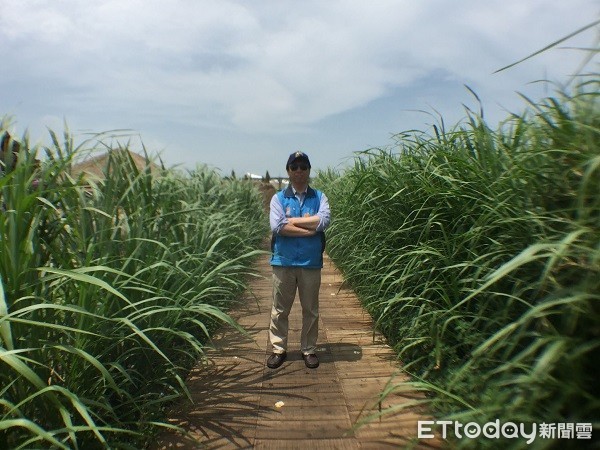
[287,160,310,184]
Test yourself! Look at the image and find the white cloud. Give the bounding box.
[1,0,598,172]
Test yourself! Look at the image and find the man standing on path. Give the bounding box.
[267,151,331,369]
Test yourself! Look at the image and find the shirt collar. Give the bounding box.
[292,186,307,195]
[284,185,315,198]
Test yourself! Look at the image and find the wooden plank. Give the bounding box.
[259,391,348,408]
[254,438,359,449]
[253,404,350,421]
[254,418,353,439]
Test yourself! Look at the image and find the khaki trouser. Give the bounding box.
[269,266,321,355]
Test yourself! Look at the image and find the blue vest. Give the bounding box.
[271,186,326,268]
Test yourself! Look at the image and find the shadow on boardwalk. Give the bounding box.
[152,252,442,449]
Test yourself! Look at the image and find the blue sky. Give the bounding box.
[1,1,598,177]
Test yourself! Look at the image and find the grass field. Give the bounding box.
[315,76,599,449]
[0,125,268,449]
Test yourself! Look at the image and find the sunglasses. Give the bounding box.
[289,164,309,171]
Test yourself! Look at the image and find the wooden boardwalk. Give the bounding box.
[153,252,441,449]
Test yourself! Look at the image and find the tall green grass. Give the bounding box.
[0,123,268,449]
[316,78,599,448]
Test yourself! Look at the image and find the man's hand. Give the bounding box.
[280,222,317,237]
[288,215,320,230]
